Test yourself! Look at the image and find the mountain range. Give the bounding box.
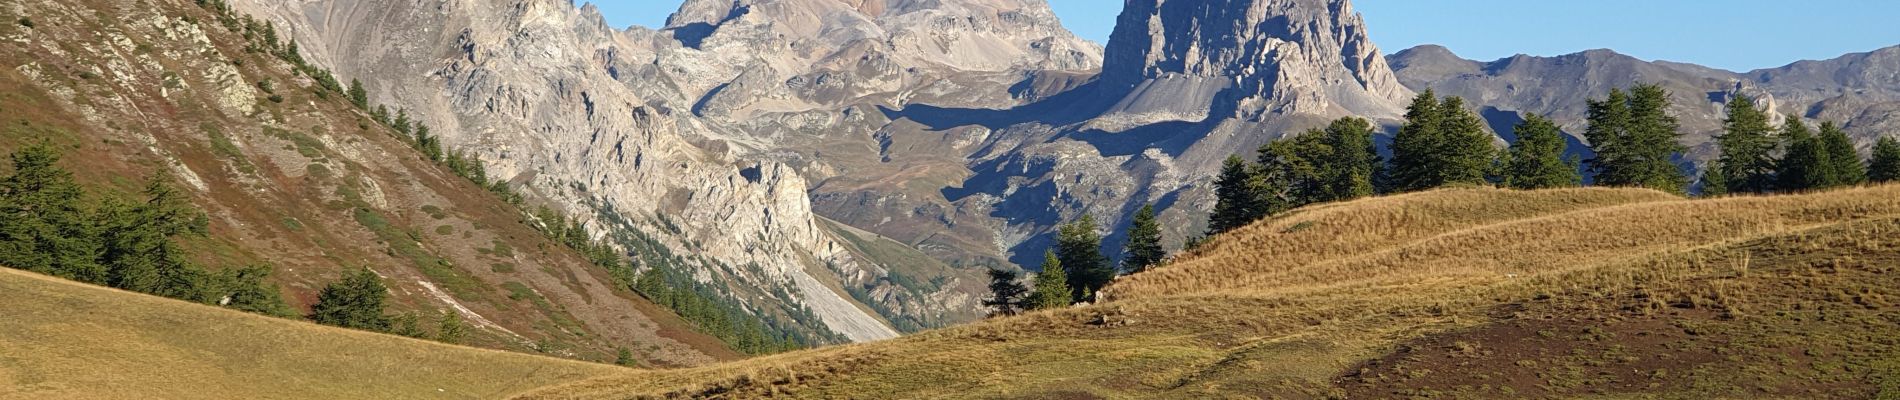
[10,0,1897,358]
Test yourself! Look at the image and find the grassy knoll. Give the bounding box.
[0,268,622,400]
[518,185,1900,399]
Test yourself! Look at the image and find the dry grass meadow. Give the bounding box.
[516,185,1900,399]
[0,268,624,399]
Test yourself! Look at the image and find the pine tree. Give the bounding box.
[1261,117,1381,207]
[1029,250,1071,310]
[1701,160,1730,197]
[1389,90,1443,192]
[1713,95,1779,193]
[393,108,413,139]
[347,78,369,110]
[614,347,638,367]
[1777,118,1823,191]
[1122,204,1164,274]
[0,144,103,282]
[1389,91,1495,191]
[1588,85,1687,193]
[311,268,391,332]
[1817,121,1865,188]
[1055,215,1112,302]
[1501,114,1581,189]
[436,311,470,344]
[981,268,1029,317]
[219,264,294,317]
[1585,88,1634,185]
[98,175,215,302]
[1870,136,1900,183]
[1206,155,1267,235]
[391,312,429,338]
[1319,117,1380,200]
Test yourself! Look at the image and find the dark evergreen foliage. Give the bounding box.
[1712,96,1779,194]
[981,268,1030,317]
[1869,136,1900,183]
[1501,114,1581,189]
[1121,204,1165,274]
[310,268,392,332]
[1056,215,1112,302]
[1206,155,1273,235]
[1586,85,1688,193]
[1389,91,1496,191]
[1030,250,1071,310]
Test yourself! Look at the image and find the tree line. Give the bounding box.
[0,144,293,316]
[984,84,1900,316]
[0,144,474,343]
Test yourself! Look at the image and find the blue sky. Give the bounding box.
[590,0,1900,72]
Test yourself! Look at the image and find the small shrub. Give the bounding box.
[267,94,284,103]
[17,17,33,28]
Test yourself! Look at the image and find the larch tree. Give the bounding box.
[1588,85,1687,193]
[1817,121,1866,187]
[1056,215,1112,302]
[311,267,392,332]
[1501,114,1581,189]
[1713,95,1779,193]
[1206,155,1269,235]
[1030,250,1072,310]
[1869,136,1900,183]
[0,143,103,283]
[1777,118,1824,191]
[981,268,1030,317]
[1389,92,1495,191]
[1121,204,1165,274]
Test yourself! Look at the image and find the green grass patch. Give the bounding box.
[264,126,325,159]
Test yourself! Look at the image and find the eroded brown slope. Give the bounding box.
[0,0,733,365]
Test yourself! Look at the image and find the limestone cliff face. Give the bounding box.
[664,0,1103,120]
[1093,0,1409,128]
[234,0,898,342]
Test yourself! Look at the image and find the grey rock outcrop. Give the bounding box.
[235,0,899,342]
[1093,0,1409,128]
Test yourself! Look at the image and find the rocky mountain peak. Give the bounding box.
[1095,0,1410,124]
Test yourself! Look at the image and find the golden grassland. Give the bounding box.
[0,268,624,400]
[516,185,1900,399]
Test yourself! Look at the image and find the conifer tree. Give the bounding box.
[1121,205,1164,274]
[1056,215,1111,302]
[1713,95,1779,193]
[1319,117,1380,200]
[347,78,369,110]
[1701,160,1730,197]
[219,264,294,317]
[1817,121,1865,187]
[1587,85,1687,193]
[436,311,470,344]
[1390,91,1495,191]
[311,268,391,332]
[1501,114,1581,189]
[981,268,1029,317]
[1585,89,1634,184]
[614,348,638,367]
[0,144,103,283]
[99,175,215,302]
[1029,250,1071,310]
[1869,136,1900,183]
[1777,118,1823,191]
[1206,155,1267,235]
